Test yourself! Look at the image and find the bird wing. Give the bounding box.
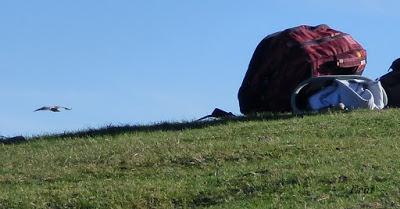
[34,106,50,112]
[61,107,72,110]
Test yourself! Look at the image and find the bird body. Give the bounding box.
[34,106,72,112]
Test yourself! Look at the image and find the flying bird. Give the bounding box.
[34,106,72,112]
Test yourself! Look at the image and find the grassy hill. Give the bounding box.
[1,109,400,209]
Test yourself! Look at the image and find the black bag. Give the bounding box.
[379,58,400,107]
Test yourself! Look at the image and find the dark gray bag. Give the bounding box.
[379,58,400,107]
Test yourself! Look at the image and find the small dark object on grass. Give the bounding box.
[0,135,27,144]
[338,175,348,182]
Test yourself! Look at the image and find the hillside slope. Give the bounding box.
[1,109,400,209]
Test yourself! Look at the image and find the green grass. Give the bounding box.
[1,109,400,208]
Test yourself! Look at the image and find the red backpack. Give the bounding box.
[238,24,367,114]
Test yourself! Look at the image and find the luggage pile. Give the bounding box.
[238,24,392,114]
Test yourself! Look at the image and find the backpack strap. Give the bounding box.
[197,108,236,121]
[389,58,400,72]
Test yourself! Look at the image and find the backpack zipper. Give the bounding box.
[301,33,348,47]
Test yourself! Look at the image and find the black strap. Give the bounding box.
[197,108,235,121]
[389,58,400,72]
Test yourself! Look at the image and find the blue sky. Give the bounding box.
[1,0,399,136]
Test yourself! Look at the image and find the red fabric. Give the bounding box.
[291,25,366,76]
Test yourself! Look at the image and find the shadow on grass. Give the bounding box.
[2,108,358,144]
[15,112,294,143]
[8,108,356,144]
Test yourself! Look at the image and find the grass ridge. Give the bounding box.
[1,109,400,208]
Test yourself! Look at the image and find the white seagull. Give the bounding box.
[34,105,72,112]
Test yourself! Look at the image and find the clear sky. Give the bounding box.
[1,0,399,136]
